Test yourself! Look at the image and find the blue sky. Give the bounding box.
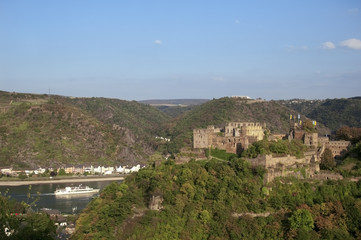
[0,1,360,100]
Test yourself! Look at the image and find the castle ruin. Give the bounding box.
[318,137,351,158]
[193,122,266,155]
[193,120,349,183]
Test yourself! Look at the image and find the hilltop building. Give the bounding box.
[193,122,266,155]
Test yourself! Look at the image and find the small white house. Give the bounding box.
[116,166,124,173]
[83,166,93,174]
[0,168,13,175]
[130,164,141,172]
[103,166,114,173]
[93,166,103,174]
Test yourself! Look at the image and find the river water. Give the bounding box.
[0,180,121,214]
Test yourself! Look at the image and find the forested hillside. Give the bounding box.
[2,91,360,168]
[0,92,169,168]
[307,98,361,131]
[154,105,197,118]
[72,158,361,239]
[281,98,361,131]
[279,99,325,116]
[139,99,209,118]
[65,97,170,143]
[139,99,209,106]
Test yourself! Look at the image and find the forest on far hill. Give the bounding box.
[280,97,361,131]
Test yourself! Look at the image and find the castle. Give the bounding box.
[193,121,350,182]
[193,122,266,155]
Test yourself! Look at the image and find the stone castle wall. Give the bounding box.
[315,136,350,158]
[193,128,211,149]
[247,151,321,183]
[288,123,350,158]
[193,122,265,154]
[224,122,265,140]
[327,140,351,158]
[304,133,318,148]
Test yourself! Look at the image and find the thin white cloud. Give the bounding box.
[154,40,162,45]
[348,8,359,13]
[235,20,240,24]
[340,38,361,50]
[322,41,335,49]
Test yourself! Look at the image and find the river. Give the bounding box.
[0,180,121,214]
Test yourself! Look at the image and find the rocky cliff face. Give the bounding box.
[148,195,164,211]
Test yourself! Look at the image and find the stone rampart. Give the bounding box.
[327,140,351,158]
[193,122,266,154]
[246,151,320,183]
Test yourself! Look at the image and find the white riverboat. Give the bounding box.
[54,184,100,195]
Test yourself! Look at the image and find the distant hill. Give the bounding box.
[151,105,197,118]
[307,98,361,131]
[0,91,169,168]
[139,99,209,106]
[278,99,325,116]
[281,97,361,131]
[139,99,210,118]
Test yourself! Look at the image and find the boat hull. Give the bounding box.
[54,189,99,195]
[54,185,100,195]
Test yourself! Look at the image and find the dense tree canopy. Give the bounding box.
[320,148,336,170]
[0,195,56,239]
[72,157,361,239]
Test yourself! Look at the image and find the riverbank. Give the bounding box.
[0,176,125,186]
